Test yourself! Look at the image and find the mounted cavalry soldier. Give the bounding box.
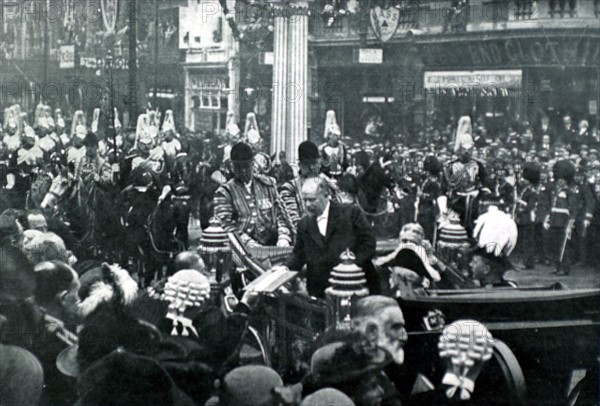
[438,116,492,235]
[159,109,181,175]
[320,110,348,179]
[77,133,113,188]
[67,111,87,168]
[214,142,292,248]
[55,109,70,149]
[34,105,58,157]
[13,125,44,208]
[3,105,23,153]
[122,113,167,188]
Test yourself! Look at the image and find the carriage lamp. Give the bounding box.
[325,249,369,330]
[198,217,233,289]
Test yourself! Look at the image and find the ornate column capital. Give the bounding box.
[271,0,315,17]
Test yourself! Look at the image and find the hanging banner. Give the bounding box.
[59,45,76,69]
[100,0,119,33]
[370,5,400,43]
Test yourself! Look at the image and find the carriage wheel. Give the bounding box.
[238,325,272,367]
[491,339,527,406]
[567,365,599,406]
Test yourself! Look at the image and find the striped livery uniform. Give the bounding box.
[214,174,292,246]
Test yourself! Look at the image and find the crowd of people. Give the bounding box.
[1,101,599,405]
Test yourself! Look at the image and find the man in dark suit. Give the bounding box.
[287,177,377,298]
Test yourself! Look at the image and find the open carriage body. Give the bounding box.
[226,235,600,405]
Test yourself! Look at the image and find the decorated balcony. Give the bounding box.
[310,0,600,45]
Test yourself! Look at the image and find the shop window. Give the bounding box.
[548,0,577,17]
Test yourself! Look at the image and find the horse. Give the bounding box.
[39,163,123,262]
[355,157,402,239]
[120,168,184,285]
[180,133,224,230]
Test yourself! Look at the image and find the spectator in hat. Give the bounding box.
[269,151,294,185]
[0,244,40,347]
[279,140,338,228]
[31,261,80,404]
[214,142,292,247]
[535,115,556,148]
[0,208,24,248]
[208,365,284,406]
[302,334,392,406]
[557,115,577,147]
[300,388,355,405]
[0,344,44,406]
[572,119,593,151]
[21,229,70,265]
[75,349,195,406]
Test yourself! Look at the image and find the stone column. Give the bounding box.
[271,1,312,164]
[271,10,288,160]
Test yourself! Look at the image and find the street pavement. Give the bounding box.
[506,262,600,289]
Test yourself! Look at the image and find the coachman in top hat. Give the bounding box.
[213,142,292,247]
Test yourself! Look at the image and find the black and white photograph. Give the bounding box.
[1,0,599,405]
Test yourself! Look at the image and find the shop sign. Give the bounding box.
[262,52,274,65]
[424,70,522,89]
[59,45,76,69]
[362,96,386,103]
[80,56,130,70]
[590,100,598,115]
[358,48,383,64]
[423,37,599,68]
[370,5,400,43]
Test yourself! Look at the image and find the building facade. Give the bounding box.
[309,0,600,143]
[1,0,185,130]
[180,0,240,134]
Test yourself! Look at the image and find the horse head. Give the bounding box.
[358,158,397,212]
[40,169,76,210]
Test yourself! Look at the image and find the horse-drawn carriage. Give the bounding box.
[225,235,600,405]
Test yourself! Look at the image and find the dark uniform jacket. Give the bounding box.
[546,183,578,228]
[287,202,376,298]
[515,183,540,225]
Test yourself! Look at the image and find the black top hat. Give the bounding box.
[230,142,253,162]
[298,141,319,162]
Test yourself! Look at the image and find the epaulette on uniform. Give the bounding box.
[255,174,276,186]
